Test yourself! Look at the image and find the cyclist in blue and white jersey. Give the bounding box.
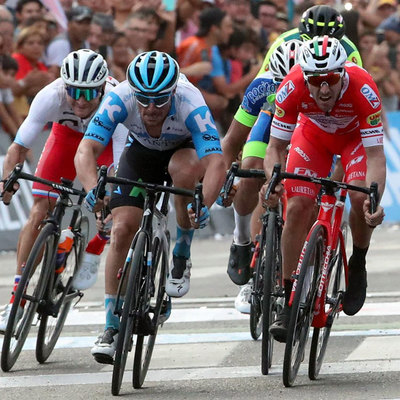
[74,51,225,364]
[220,40,303,313]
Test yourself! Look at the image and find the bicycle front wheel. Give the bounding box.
[1,224,56,371]
[36,216,89,363]
[309,222,347,380]
[112,231,147,396]
[283,224,324,387]
[262,210,282,375]
[133,234,169,388]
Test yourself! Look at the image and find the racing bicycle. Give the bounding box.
[0,164,89,371]
[264,164,378,387]
[94,166,203,396]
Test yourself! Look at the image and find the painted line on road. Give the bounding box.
[0,329,399,352]
[1,359,400,388]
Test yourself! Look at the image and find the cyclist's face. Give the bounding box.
[137,100,171,129]
[66,89,102,119]
[307,78,342,113]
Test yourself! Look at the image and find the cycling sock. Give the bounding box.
[349,245,368,270]
[9,275,21,304]
[85,233,108,255]
[173,225,194,259]
[233,207,251,245]
[105,294,124,330]
[284,279,293,306]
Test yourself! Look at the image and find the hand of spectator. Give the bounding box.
[181,61,212,77]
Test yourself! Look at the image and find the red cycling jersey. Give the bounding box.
[270,63,384,199]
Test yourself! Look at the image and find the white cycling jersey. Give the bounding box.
[14,76,128,164]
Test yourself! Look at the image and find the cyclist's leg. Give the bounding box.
[228,141,266,288]
[340,138,372,315]
[270,123,333,341]
[166,146,201,297]
[73,137,115,290]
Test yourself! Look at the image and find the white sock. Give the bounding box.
[233,206,252,245]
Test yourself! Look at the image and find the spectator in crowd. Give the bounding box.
[108,31,131,82]
[177,7,233,117]
[77,0,111,14]
[88,13,107,53]
[0,7,14,54]
[45,5,93,76]
[12,26,53,119]
[223,0,256,31]
[14,0,43,36]
[60,0,73,13]
[353,0,397,31]
[377,5,400,47]
[0,54,22,140]
[109,0,137,31]
[257,0,278,53]
[123,9,150,56]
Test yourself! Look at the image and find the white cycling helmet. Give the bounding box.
[269,39,303,82]
[299,35,347,74]
[60,49,108,88]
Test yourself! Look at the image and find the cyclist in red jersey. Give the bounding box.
[261,36,386,343]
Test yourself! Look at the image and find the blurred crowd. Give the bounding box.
[1,0,400,145]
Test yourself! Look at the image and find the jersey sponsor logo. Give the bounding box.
[345,155,364,171]
[350,142,362,156]
[193,109,217,132]
[361,127,383,136]
[275,105,285,118]
[360,84,380,109]
[293,167,318,177]
[85,132,105,142]
[276,80,295,104]
[366,111,381,126]
[205,146,222,153]
[93,116,111,131]
[347,171,366,181]
[98,95,122,122]
[294,146,310,162]
[245,80,276,105]
[291,185,315,196]
[272,120,295,131]
[202,133,219,141]
[351,56,358,64]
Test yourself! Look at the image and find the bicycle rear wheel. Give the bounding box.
[309,222,347,380]
[133,234,169,388]
[283,224,324,387]
[112,231,146,396]
[36,216,89,363]
[250,239,264,341]
[262,210,282,375]
[1,224,56,371]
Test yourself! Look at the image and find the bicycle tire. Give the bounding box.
[283,224,325,387]
[36,216,89,363]
[250,238,265,341]
[132,235,168,388]
[261,210,282,375]
[309,222,347,380]
[112,231,147,396]
[1,224,56,371]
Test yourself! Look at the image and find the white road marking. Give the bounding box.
[0,329,399,352]
[1,360,400,388]
[346,336,400,361]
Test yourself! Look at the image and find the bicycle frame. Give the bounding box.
[290,187,348,329]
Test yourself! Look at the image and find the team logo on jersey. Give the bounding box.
[276,80,295,104]
[275,105,285,118]
[366,111,381,126]
[346,155,364,171]
[352,56,358,64]
[360,84,380,109]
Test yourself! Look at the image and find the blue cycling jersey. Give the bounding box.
[84,75,222,160]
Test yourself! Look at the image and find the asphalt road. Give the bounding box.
[0,226,399,399]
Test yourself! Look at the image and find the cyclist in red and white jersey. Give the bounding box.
[0,49,127,332]
[262,36,386,343]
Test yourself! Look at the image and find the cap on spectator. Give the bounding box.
[202,0,215,5]
[67,5,93,22]
[377,0,396,9]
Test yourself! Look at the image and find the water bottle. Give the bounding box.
[55,228,74,273]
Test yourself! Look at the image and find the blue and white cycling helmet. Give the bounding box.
[127,51,180,94]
